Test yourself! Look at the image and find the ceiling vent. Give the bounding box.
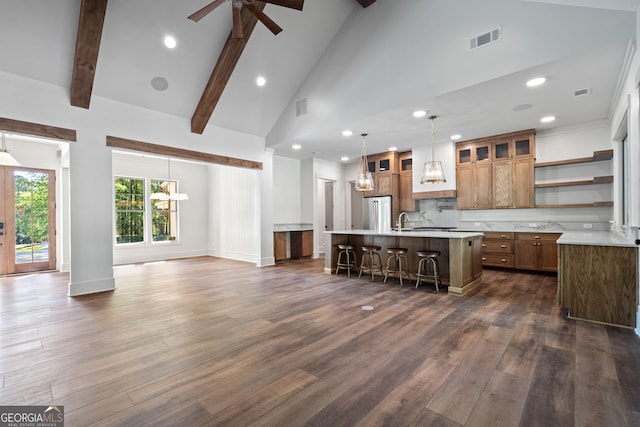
[573,88,592,97]
[296,98,308,117]
[469,26,501,50]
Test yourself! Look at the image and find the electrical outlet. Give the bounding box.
[583,223,593,229]
[529,223,537,227]
[474,222,481,226]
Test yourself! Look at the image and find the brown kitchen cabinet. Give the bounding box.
[514,233,561,272]
[481,232,514,268]
[399,151,416,211]
[274,232,287,261]
[301,230,313,257]
[456,129,535,210]
[456,162,492,210]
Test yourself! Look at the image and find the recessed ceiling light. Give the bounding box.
[413,110,427,118]
[388,146,398,152]
[526,77,546,87]
[450,134,461,140]
[341,156,349,161]
[342,130,353,137]
[256,76,266,87]
[540,116,556,123]
[164,36,177,49]
[513,103,533,111]
[292,144,301,150]
[150,76,169,91]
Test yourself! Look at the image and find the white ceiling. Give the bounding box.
[0,0,637,163]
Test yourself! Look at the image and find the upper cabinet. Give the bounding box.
[399,151,416,212]
[456,129,536,210]
[363,151,399,197]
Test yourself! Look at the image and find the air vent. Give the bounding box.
[296,98,308,117]
[573,88,592,97]
[469,26,502,50]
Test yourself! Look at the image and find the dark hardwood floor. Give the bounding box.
[1,257,639,426]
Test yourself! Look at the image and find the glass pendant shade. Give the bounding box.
[355,133,375,191]
[420,115,446,184]
[0,133,20,166]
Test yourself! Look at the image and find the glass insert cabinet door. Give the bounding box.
[0,167,56,274]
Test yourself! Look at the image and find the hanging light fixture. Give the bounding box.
[355,133,374,191]
[421,115,446,184]
[150,157,189,201]
[0,133,21,166]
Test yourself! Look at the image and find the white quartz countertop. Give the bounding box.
[325,229,483,239]
[274,224,313,232]
[556,231,639,248]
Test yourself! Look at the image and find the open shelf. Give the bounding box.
[534,149,613,168]
[535,201,613,209]
[534,175,613,189]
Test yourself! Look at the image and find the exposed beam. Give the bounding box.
[70,0,108,109]
[106,136,263,170]
[191,2,267,134]
[356,0,376,8]
[0,117,77,142]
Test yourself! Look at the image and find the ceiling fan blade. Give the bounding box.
[188,0,226,22]
[243,1,283,36]
[232,2,243,39]
[262,0,304,11]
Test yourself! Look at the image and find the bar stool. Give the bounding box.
[335,244,357,276]
[384,247,410,286]
[359,245,383,281]
[415,250,441,292]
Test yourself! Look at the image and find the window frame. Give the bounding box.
[150,178,181,243]
[114,175,146,245]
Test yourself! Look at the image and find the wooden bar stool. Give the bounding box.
[335,244,357,276]
[384,247,410,286]
[416,250,441,292]
[359,245,383,281]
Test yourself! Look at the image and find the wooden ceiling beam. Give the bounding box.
[106,136,263,170]
[191,2,267,134]
[70,0,108,109]
[356,0,376,8]
[0,117,77,142]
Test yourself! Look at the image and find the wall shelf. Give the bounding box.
[535,175,613,189]
[534,149,613,168]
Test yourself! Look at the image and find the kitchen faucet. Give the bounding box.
[397,212,409,231]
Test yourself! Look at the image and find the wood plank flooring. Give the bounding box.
[1,257,639,426]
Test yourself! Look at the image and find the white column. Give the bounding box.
[258,148,275,267]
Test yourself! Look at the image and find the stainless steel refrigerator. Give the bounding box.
[363,196,392,232]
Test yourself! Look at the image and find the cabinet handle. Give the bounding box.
[482,257,487,261]
[482,244,486,247]
[501,245,506,248]
[534,235,540,239]
[500,234,507,238]
[501,259,507,262]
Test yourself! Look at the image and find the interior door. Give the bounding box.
[324,181,333,231]
[1,167,56,274]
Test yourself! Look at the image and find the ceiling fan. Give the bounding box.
[188,0,304,39]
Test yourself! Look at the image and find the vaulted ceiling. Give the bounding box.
[0,0,637,162]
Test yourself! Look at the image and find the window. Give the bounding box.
[114,177,145,244]
[151,179,178,242]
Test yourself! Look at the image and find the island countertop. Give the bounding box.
[325,229,484,239]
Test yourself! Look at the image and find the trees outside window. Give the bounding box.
[115,177,145,244]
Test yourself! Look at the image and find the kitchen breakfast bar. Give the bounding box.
[325,230,484,295]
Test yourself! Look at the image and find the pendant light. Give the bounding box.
[421,115,446,184]
[0,133,21,166]
[150,157,189,201]
[355,133,374,191]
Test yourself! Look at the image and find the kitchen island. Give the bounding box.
[325,229,484,295]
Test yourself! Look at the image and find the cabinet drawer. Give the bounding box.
[482,240,513,253]
[516,232,561,242]
[483,232,514,240]
[482,254,514,268]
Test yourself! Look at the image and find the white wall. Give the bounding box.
[273,155,301,223]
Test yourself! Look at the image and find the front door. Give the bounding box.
[0,167,56,274]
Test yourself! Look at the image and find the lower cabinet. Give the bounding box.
[301,230,313,257]
[274,232,287,261]
[514,233,561,272]
[481,232,514,268]
[481,231,561,272]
